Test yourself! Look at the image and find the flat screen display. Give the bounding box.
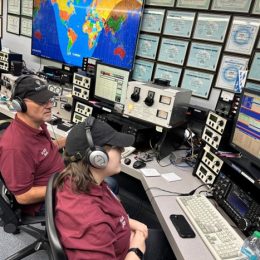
[230,88,260,167]
[32,0,144,69]
[94,63,130,106]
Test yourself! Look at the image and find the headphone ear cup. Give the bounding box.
[84,147,109,169]
[11,97,27,112]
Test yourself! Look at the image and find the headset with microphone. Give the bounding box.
[11,75,47,113]
[82,116,109,169]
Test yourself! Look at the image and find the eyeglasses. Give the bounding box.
[37,97,55,106]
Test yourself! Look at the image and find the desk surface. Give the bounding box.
[1,103,244,259]
[122,155,244,260]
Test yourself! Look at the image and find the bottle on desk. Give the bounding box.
[240,230,260,260]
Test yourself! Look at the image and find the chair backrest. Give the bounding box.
[0,175,21,233]
[45,173,67,260]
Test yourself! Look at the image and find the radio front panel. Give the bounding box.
[202,145,223,174]
[195,162,217,186]
[72,112,87,124]
[72,85,90,100]
[206,111,227,134]
[73,73,91,89]
[75,101,93,117]
[202,126,222,150]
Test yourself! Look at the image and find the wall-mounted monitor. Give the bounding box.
[94,63,130,108]
[31,0,144,70]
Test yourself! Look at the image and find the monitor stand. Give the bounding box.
[155,126,185,160]
[229,156,260,181]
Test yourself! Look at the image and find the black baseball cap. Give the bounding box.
[12,75,55,104]
[66,118,135,159]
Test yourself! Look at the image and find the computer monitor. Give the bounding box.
[230,88,260,169]
[94,63,130,109]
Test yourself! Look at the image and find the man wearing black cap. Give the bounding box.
[0,75,65,216]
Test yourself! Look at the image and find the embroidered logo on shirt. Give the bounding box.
[120,216,126,229]
[41,148,48,157]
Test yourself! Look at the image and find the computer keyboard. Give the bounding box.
[176,195,246,260]
[121,146,136,158]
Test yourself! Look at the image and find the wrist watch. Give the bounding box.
[127,247,144,260]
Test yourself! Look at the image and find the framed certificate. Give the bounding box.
[21,0,33,17]
[140,8,165,33]
[215,55,249,91]
[154,64,182,87]
[20,17,32,37]
[7,14,20,35]
[0,18,2,38]
[187,42,222,71]
[8,0,21,15]
[145,0,175,6]
[193,13,230,43]
[253,0,260,14]
[181,69,214,99]
[246,81,260,91]
[211,0,251,13]
[225,17,260,55]
[136,34,160,59]
[132,59,154,82]
[158,38,189,65]
[176,0,210,10]
[0,0,2,16]
[163,11,195,38]
[248,52,260,81]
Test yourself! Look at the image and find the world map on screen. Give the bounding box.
[32,0,143,69]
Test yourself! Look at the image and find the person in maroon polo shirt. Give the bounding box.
[0,75,65,216]
[55,117,174,260]
[55,117,148,260]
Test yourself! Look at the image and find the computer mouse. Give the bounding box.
[133,160,146,169]
[124,158,131,165]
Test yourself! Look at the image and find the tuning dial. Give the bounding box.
[208,175,213,181]
[215,161,220,167]
[213,136,219,142]
[238,218,251,231]
[64,103,72,112]
[218,120,224,127]
[144,91,155,107]
[131,87,140,102]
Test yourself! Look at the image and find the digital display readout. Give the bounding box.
[209,113,218,122]
[226,186,252,217]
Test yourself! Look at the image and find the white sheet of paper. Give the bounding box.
[162,172,182,182]
[141,168,161,177]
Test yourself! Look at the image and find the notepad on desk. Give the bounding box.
[161,172,181,182]
[140,169,160,177]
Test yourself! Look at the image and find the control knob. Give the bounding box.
[213,136,219,142]
[215,160,220,167]
[218,120,224,127]
[238,218,251,231]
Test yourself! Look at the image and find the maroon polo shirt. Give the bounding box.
[0,115,64,215]
[55,180,131,260]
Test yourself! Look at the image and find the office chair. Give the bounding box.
[0,175,51,260]
[45,173,67,260]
